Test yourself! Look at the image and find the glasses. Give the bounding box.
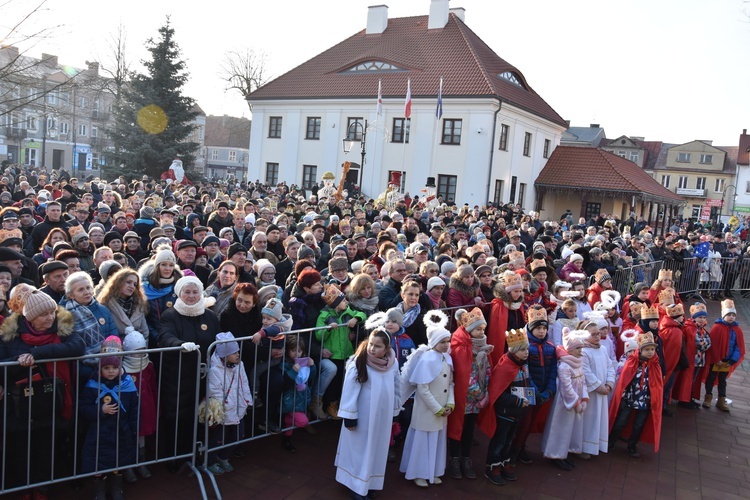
[427,269,439,275]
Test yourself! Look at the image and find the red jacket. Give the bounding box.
[448,326,492,441]
[586,282,606,308]
[486,298,526,365]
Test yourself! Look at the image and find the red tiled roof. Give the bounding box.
[739,132,750,165]
[535,146,683,203]
[247,14,566,127]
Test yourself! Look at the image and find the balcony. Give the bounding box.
[676,188,706,197]
[2,127,27,140]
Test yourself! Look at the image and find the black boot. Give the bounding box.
[109,473,125,500]
[93,476,107,500]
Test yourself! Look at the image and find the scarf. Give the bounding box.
[583,339,601,349]
[142,281,175,301]
[427,291,441,309]
[399,302,421,329]
[85,375,137,412]
[63,298,104,354]
[123,352,151,374]
[19,321,74,419]
[366,347,395,372]
[117,296,134,317]
[173,297,206,317]
[159,276,175,285]
[347,294,379,313]
[471,334,493,392]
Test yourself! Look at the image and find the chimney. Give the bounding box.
[41,53,58,68]
[428,0,450,29]
[590,123,600,128]
[366,5,388,35]
[86,61,99,75]
[743,129,747,135]
[449,7,465,22]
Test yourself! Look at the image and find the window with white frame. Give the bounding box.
[229,150,237,162]
[700,154,713,164]
[25,115,37,131]
[499,124,509,151]
[691,205,702,218]
[715,178,725,193]
[46,92,57,105]
[630,152,639,162]
[266,163,279,185]
[678,176,689,189]
[59,122,68,134]
[77,124,87,136]
[211,149,218,160]
[661,175,671,188]
[677,152,691,163]
[91,126,98,138]
[696,177,706,190]
[79,96,87,108]
[617,150,627,158]
[46,117,57,132]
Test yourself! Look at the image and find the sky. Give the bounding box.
[4,0,750,147]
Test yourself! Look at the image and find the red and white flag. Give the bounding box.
[376,79,383,116]
[404,79,412,118]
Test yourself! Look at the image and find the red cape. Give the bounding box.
[671,319,698,402]
[705,321,746,380]
[448,326,474,441]
[477,354,522,438]
[609,352,663,451]
[658,315,684,381]
[487,299,513,365]
[648,287,682,307]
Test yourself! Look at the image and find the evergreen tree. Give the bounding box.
[107,19,199,179]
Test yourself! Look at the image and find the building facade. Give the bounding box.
[246,1,567,209]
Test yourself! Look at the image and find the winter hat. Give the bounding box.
[8,283,35,314]
[322,283,346,309]
[140,206,155,219]
[88,223,105,235]
[594,268,611,284]
[219,227,234,239]
[98,260,122,282]
[244,214,256,225]
[721,299,736,317]
[71,231,89,245]
[427,276,445,291]
[423,310,451,349]
[101,335,122,354]
[23,290,57,322]
[505,328,530,353]
[385,307,404,327]
[123,327,148,352]
[294,259,314,278]
[297,244,315,261]
[563,329,587,351]
[296,268,321,290]
[441,261,457,275]
[569,253,584,263]
[103,232,123,246]
[456,308,486,333]
[690,302,707,319]
[328,256,349,272]
[215,332,240,359]
[456,264,474,279]
[153,249,177,266]
[619,329,639,355]
[174,275,204,296]
[255,259,275,278]
[227,243,247,259]
[261,298,283,321]
[123,231,140,242]
[351,260,364,274]
[257,285,279,307]
[202,235,220,248]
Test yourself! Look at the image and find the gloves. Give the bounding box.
[539,391,551,404]
[181,342,198,352]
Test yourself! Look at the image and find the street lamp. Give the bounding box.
[718,184,737,228]
[343,119,367,191]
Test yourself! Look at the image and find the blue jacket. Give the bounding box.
[390,328,416,368]
[525,326,558,403]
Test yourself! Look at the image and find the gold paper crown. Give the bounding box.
[689,303,707,317]
[0,228,23,243]
[659,287,675,305]
[658,269,673,281]
[640,305,659,320]
[666,303,684,318]
[505,328,529,349]
[322,283,344,306]
[721,299,736,316]
[68,224,85,238]
[504,273,523,291]
[629,302,644,317]
[459,308,485,329]
[638,332,657,348]
[530,259,547,273]
[527,306,548,325]
[508,251,525,263]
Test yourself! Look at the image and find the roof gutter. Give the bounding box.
[485,100,502,203]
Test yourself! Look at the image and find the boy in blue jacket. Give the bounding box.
[510,305,557,465]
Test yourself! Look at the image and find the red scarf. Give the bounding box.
[20,327,74,420]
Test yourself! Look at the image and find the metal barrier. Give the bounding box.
[0,346,208,498]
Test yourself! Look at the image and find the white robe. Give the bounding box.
[581,345,615,455]
[541,357,587,458]
[335,355,401,496]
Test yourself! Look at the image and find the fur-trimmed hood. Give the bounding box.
[0,306,75,343]
[449,275,480,299]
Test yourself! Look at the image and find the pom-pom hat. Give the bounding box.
[215,332,240,359]
[423,310,451,348]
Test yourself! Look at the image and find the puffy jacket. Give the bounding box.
[315,305,366,360]
[526,326,558,403]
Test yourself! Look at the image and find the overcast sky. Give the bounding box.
[5,0,749,147]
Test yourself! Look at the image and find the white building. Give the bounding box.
[246,1,567,209]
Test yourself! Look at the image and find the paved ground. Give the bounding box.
[50,298,750,499]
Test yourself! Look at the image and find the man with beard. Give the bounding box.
[487,271,526,364]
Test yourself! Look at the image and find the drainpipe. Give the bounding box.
[485,100,502,204]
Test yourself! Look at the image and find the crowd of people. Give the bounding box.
[0,164,745,500]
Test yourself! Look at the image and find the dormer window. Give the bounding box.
[344,61,406,73]
[498,71,526,90]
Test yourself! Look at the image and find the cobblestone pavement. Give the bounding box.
[51,298,750,499]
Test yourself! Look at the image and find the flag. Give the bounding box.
[435,77,443,119]
[376,79,383,116]
[404,79,412,119]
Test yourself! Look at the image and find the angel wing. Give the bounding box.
[398,345,429,407]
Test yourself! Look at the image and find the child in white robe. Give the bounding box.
[399,311,455,488]
[541,329,589,470]
[580,321,616,457]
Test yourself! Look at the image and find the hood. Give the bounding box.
[449,274,479,298]
[0,306,75,342]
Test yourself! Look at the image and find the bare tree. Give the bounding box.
[220,48,270,110]
[96,22,131,102]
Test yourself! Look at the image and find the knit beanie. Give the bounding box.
[23,290,58,322]
[294,259,314,277]
[101,335,123,368]
[140,206,155,219]
[255,259,275,278]
[123,327,148,352]
[563,329,587,351]
[385,307,404,327]
[328,256,349,272]
[297,244,315,261]
[297,268,321,291]
[427,276,445,291]
[174,275,204,296]
[261,298,283,321]
[103,232,123,246]
[98,260,123,282]
[441,261,457,275]
[202,235,220,248]
[257,285,279,307]
[215,332,240,359]
[71,231,88,245]
[154,249,177,266]
[227,243,247,259]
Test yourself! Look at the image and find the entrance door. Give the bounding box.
[77,152,87,172]
[585,202,601,221]
[53,149,64,170]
